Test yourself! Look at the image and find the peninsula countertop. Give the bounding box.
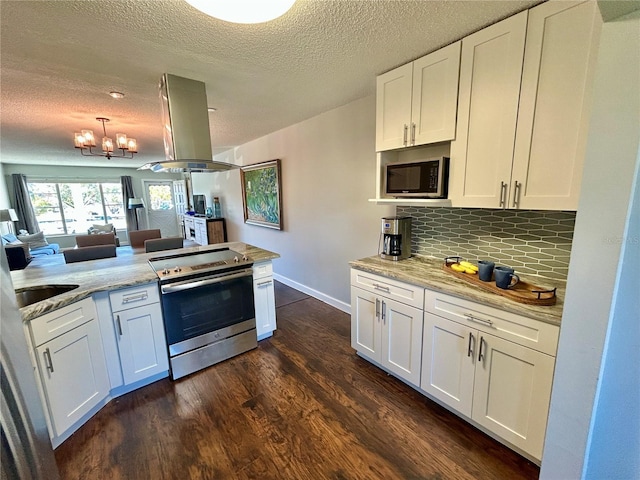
[12,242,280,322]
[349,255,565,326]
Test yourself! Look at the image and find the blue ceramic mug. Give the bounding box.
[494,266,520,289]
[477,260,495,282]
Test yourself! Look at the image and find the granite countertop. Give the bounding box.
[349,255,565,326]
[12,242,280,322]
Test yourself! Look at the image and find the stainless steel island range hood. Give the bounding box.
[139,73,238,173]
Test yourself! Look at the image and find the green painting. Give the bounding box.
[240,159,283,230]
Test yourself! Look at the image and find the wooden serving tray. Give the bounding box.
[442,259,557,306]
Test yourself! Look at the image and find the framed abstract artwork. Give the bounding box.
[240,159,283,230]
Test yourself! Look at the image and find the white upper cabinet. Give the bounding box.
[376,42,461,151]
[448,11,528,208]
[450,1,601,210]
[511,0,601,210]
[376,63,413,151]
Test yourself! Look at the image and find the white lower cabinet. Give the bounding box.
[253,261,277,340]
[350,268,559,463]
[109,283,169,385]
[350,270,424,387]
[471,332,555,459]
[29,297,110,439]
[420,289,558,461]
[421,312,555,460]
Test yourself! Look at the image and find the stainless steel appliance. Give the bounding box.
[193,194,206,215]
[149,248,256,380]
[138,74,239,173]
[385,156,449,198]
[380,216,412,261]
[1,247,61,479]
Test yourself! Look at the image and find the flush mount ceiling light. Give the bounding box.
[109,91,125,99]
[184,0,296,24]
[74,117,138,160]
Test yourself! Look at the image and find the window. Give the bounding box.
[28,181,126,235]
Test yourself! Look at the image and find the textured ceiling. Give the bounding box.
[0,0,542,169]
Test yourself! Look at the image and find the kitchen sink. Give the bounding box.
[15,284,79,308]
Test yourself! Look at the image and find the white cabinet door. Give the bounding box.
[449,12,527,208]
[421,313,475,416]
[114,303,169,385]
[254,276,276,339]
[35,320,109,436]
[411,41,461,146]
[350,286,381,363]
[472,332,555,460]
[511,0,600,210]
[183,216,194,240]
[351,285,422,386]
[193,218,206,245]
[376,63,413,151]
[382,298,423,387]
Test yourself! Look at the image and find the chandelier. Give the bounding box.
[74,117,138,159]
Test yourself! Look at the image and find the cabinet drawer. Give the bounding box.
[424,289,559,356]
[30,297,96,347]
[109,283,160,312]
[350,269,424,309]
[253,261,273,280]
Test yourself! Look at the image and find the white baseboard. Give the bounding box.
[273,273,351,314]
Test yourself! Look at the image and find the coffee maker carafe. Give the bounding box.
[380,216,411,261]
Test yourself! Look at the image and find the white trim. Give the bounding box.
[273,273,351,314]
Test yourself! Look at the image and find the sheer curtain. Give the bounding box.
[11,174,39,234]
[121,176,137,232]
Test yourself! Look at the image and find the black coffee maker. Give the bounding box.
[380,216,412,261]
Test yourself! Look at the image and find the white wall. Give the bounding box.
[585,147,639,479]
[193,95,394,310]
[540,9,640,479]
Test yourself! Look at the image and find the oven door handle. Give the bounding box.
[161,268,253,294]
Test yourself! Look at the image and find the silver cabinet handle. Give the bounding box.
[257,280,273,287]
[411,123,416,145]
[381,300,386,324]
[465,313,494,328]
[467,332,475,358]
[43,348,54,373]
[478,336,486,363]
[372,283,390,293]
[122,292,148,304]
[375,298,380,320]
[499,181,507,207]
[403,124,408,146]
[116,315,123,336]
[513,180,521,208]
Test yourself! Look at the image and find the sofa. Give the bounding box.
[2,232,60,270]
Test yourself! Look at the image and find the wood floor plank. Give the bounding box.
[54,282,540,480]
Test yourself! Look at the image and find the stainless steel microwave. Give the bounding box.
[384,157,450,198]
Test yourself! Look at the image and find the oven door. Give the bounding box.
[160,268,255,348]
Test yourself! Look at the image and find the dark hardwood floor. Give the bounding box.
[54,282,539,480]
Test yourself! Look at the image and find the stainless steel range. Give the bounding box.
[149,248,256,380]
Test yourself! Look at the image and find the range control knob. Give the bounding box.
[242,255,248,261]
[162,268,170,275]
[233,256,239,263]
[174,266,182,272]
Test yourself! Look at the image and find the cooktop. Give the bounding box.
[148,248,252,282]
